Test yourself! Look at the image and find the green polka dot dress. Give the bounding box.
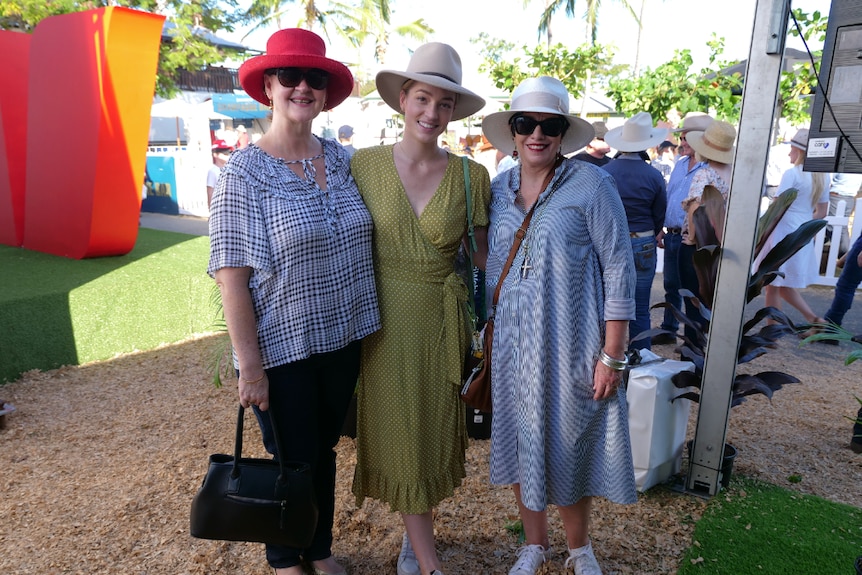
[351,145,490,514]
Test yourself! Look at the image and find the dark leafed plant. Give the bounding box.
[634,185,829,405]
[641,292,801,406]
[691,186,827,309]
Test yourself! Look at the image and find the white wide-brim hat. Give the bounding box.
[376,42,485,121]
[686,120,737,164]
[604,112,667,152]
[481,76,594,156]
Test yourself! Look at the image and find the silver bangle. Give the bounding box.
[599,350,628,371]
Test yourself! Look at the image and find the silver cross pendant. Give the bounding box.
[520,255,532,279]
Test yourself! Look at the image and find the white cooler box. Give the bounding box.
[626,349,694,492]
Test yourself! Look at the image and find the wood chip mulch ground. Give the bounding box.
[1,332,860,574]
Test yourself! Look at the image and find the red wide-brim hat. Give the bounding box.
[239,28,354,111]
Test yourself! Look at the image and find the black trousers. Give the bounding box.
[252,341,360,569]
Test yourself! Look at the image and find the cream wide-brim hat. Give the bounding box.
[686,120,737,165]
[604,111,668,152]
[376,42,485,122]
[672,111,714,133]
[481,76,594,156]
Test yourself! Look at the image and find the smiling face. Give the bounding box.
[264,70,327,125]
[399,81,456,145]
[512,112,564,168]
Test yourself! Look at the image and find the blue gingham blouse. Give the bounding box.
[207,138,380,369]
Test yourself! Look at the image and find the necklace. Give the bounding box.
[519,180,560,279]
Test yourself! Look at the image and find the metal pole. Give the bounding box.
[687,0,790,496]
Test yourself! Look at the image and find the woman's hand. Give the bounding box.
[593,360,623,401]
[239,372,270,411]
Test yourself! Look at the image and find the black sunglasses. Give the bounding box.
[267,67,330,91]
[510,115,568,138]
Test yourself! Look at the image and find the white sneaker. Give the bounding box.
[509,544,550,575]
[397,533,420,575]
[564,541,603,575]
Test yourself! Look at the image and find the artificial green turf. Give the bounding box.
[0,228,217,383]
[677,476,862,575]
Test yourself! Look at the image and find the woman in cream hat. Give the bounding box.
[208,28,380,575]
[754,128,830,326]
[678,119,736,335]
[481,76,637,575]
[350,42,490,575]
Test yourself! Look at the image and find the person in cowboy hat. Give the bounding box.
[653,111,714,346]
[349,42,490,575]
[678,119,737,334]
[601,112,668,352]
[754,128,830,328]
[481,76,637,575]
[208,28,380,575]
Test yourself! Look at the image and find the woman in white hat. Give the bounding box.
[678,120,736,335]
[481,76,637,575]
[208,28,380,575]
[754,128,830,325]
[602,112,668,352]
[349,43,491,575]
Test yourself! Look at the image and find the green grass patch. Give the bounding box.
[0,228,218,383]
[678,476,862,575]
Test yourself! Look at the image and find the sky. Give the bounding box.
[225,0,829,97]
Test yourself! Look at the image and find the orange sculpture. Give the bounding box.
[0,7,164,258]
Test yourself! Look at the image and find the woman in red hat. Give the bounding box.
[207,28,380,575]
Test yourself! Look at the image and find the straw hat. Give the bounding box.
[376,43,485,121]
[604,112,667,152]
[673,111,714,133]
[238,28,354,110]
[788,128,809,151]
[481,76,594,156]
[686,120,737,164]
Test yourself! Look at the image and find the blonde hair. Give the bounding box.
[792,151,828,210]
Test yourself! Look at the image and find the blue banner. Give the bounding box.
[211,94,270,119]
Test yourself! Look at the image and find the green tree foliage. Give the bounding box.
[781,8,827,127]
[240,0,431,79]
[605,34,743,124]
[605,10,826,127]
[474,32,622,103]
[0,0,244,98]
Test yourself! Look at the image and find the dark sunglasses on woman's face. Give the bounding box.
[267,67,330,91]
[510,115,568,138]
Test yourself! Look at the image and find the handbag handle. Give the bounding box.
[233,404,288,483]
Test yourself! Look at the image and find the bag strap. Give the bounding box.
[233,404,287,481]
[462,156,477,255]
[492,157,562,309]
[461,156,478,321]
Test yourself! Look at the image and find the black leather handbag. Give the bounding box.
[190,404,318,548]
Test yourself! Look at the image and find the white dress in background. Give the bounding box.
[754,165,830,288]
